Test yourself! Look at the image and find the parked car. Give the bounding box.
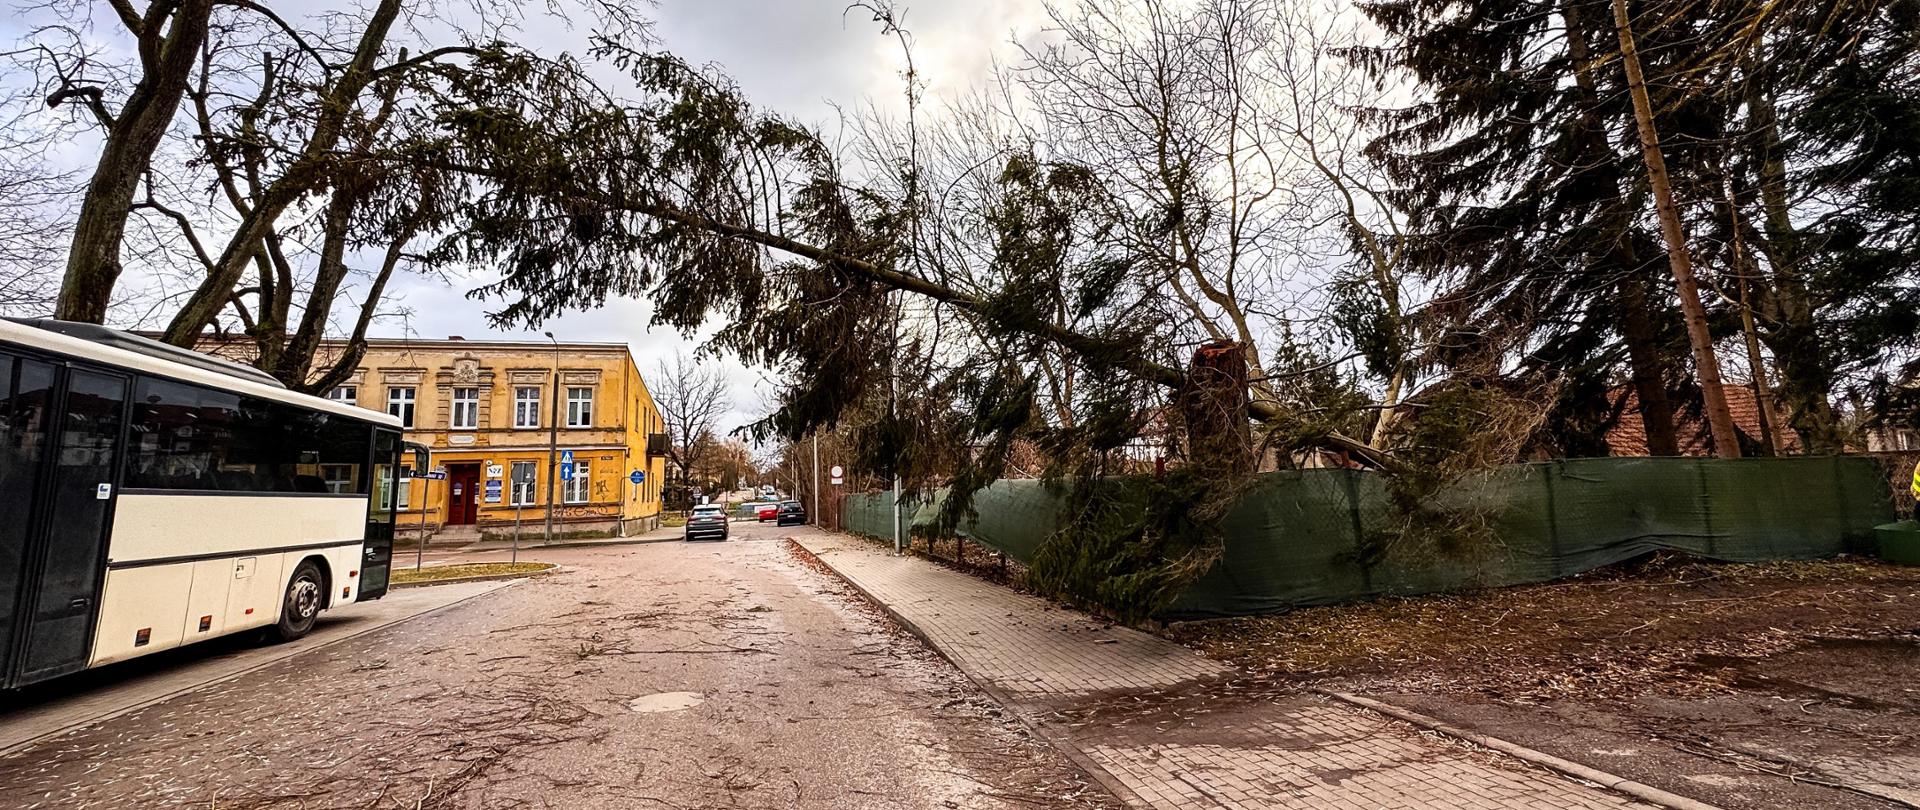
[776,500,807,526]
[755,502,780,522]
[684,504,730,541]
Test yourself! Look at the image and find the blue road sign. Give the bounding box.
[561,450,574,464]
[629,470,645,484]
[560,462,574,482]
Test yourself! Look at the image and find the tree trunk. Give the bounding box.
[1737,276,1780,455]
[54,0,215,322]
[1611,0,1741,458]
[1180,340,1254,476]
[1370,364,1405,448]
[1744,75,1842,453]
[161,0,401,346]
[1618,276,1682,455]
[275,187,360,388]
[1726,178,1782,455]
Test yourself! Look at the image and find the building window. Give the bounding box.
[394,469,411,509]
[327,386,356,403]
[387,386,415,428]
[514,387,541,429]
[451,387,478,429]
[566,387,593,427]
[564,459,591,503]
[510,460,537,505]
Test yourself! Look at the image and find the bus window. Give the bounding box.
[126,376,372,494]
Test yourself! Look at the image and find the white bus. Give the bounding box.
[0,318,406,689]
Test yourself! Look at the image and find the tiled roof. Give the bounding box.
[1605,385,1803,456]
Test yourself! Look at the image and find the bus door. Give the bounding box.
[2,360,128,688]
[359,429,402,601]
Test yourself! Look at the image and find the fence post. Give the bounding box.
[1543,460,1562,573]
[1695,458,1716,557]
[1340,469,1373,594]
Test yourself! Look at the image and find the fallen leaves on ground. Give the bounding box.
[391,561,557,584]
[1165,555,1920,702]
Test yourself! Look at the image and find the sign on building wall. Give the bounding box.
[484,479,503,504]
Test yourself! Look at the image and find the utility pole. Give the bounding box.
[511,473,524,565]
[543,331,561,543]
[811,432,819,526]
[889,294,902,555]
[1611,0,1741,458]
[415,475,431,571]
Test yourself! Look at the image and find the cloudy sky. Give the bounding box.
[2,0,1056,435]
[380,0,1054,433]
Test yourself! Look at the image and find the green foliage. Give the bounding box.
[1358,0,1920,452]
[1026,468,1237,624]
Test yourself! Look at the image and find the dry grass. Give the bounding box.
[1166,555,1920,701]
[391,561,557,585]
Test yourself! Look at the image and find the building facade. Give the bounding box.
[316,337,669,537]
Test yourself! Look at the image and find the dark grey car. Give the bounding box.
[684,505,730,541]
[775,500,807,526]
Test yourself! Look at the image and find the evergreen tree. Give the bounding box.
[1353,0,1700,455]
[1357,0,1920,454]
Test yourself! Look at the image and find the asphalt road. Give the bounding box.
[0,578,512,758]
[0,520,1114,809]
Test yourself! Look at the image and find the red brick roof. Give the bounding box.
[1606,385,1803,456]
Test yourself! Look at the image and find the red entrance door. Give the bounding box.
[447,465,481,525]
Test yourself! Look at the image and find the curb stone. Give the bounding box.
[791,531,1690,810]
[1314,690,1724,810]
[782,536,1153,809]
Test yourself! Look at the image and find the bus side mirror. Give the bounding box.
[411,447,430,471]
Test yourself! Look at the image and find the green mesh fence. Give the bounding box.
[838,456,1893,619]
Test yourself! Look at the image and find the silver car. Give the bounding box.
[683,504,729,541]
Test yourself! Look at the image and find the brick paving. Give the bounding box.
[791,530,1658,810]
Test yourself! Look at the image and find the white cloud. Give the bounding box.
[6,0,1050,435]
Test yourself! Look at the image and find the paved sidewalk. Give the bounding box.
[792,530,1658,810]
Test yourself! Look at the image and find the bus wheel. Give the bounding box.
[272,560,325,642]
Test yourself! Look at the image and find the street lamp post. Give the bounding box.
[543,331,561,545]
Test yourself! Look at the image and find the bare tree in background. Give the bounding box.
[0,91,75,313]
[1014,0,1312,401]
[38,0,215,324]
[653,351,733,507]
[8,2,651,391]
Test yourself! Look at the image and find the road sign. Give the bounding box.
[486,464,503,478]
[561,450,574,464]
[560,462,574,482]
[830,464,844,485]
[423,469,447,481]
[629,470,645,484]
[513,464,536,484]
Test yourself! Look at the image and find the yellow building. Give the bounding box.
[315,336,669,538]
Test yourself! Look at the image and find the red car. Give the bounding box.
[755,502,779,522]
